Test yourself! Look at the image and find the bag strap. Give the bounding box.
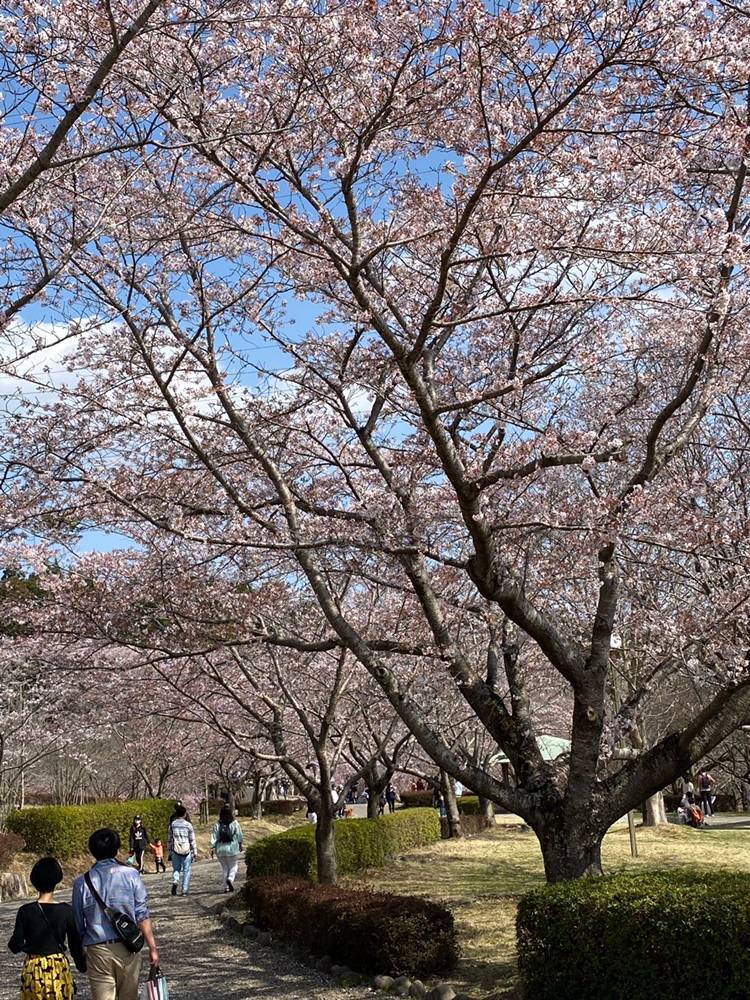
[37,903,66,952]
[84,872,115,918]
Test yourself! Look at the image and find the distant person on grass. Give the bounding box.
[698,770,716,816]
[72,828,159,1000]
[8,856,86,1000]
[168,804,198,896]
[386,782,397,814]
[682,775,696,804]
[210,803,244,893]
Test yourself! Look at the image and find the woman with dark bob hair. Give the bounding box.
[7,856,86,999]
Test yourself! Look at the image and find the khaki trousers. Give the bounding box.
[86,942,141,1000]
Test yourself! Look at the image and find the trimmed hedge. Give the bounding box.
[261,798,306,816]
[399,790,434,808]
[7,799,174,859]
[440,813,491,838]
[517,871,750,1000]
[400,791,497,815]
[246,807,441,879]
[247,875,458,977]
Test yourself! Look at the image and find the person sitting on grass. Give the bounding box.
[8,856,86,1000]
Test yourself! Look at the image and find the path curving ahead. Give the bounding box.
[0,860,369,999]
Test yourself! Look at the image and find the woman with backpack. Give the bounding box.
[210,804,244,893]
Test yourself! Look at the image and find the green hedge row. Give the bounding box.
[399,790,495,815]
[517,871,750,1000]
[246,808,441,879]
[7,799,174,859]
[247,875,458,977]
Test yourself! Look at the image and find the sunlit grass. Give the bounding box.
[349,818,750,998]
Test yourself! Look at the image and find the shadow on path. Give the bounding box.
[0,860,368,1000]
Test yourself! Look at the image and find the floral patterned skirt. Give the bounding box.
[20,953,75,1000]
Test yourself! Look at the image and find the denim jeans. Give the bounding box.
[172,852,192,893]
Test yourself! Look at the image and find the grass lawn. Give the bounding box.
[349,816,750,999]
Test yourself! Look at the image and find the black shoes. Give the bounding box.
[227,880,234,892]
[171,883,177,896]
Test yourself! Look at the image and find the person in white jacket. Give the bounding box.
[210,804,244,892]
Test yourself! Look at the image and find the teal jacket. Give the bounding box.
[210,819,244,857]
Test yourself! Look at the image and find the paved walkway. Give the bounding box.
[0,860,369,999]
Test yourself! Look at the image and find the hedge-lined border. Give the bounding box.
[247,875,458,977]
[517,870,750,1000]
[7,799,174,859]
[246,807,441,879]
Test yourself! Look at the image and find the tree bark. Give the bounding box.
[537,822,605,882]
[643,790,668,826]
[367,792,379,819]
[479,795,495,828]
[315,802,337,884]
[441,770,462,839]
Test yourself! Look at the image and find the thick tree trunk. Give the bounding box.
[315,803,337,885]
[479,796,495,828]
[440,770,462,839]
[367,793,379,819]
[537,823,605,882]
[643,790,668,826]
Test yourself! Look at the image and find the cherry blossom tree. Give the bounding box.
[2,0,750,881]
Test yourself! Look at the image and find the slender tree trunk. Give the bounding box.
[479,796,494,828]
[643,790,668,826]
[440,770,462,839]
[315,800,337,885]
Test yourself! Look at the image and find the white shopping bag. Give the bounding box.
[142,965,169,1000]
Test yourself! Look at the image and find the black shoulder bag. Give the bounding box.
[84,873,145,953]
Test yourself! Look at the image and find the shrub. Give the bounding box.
[517,870,750,1000]
[399,790,434,809]
[400,791,496,815]
[0,831,25,869]
[261,798,306,816]
[7,799,174,859]
[247,875,458,977]
[246,807,441,879]
[440,813,491,838]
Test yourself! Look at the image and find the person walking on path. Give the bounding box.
[168,804,198,897]
[209,804,244,893]
[149,839,166,875]
[386,783,397,814]
[72,828,159,1000]
[128,817,149,875]
[8,856,86,1000]
[698,770,716,816]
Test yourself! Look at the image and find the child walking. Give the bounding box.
[151,838,166,873]
[7,856,86,1000]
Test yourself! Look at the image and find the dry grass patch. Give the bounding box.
[350,818,750,998]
